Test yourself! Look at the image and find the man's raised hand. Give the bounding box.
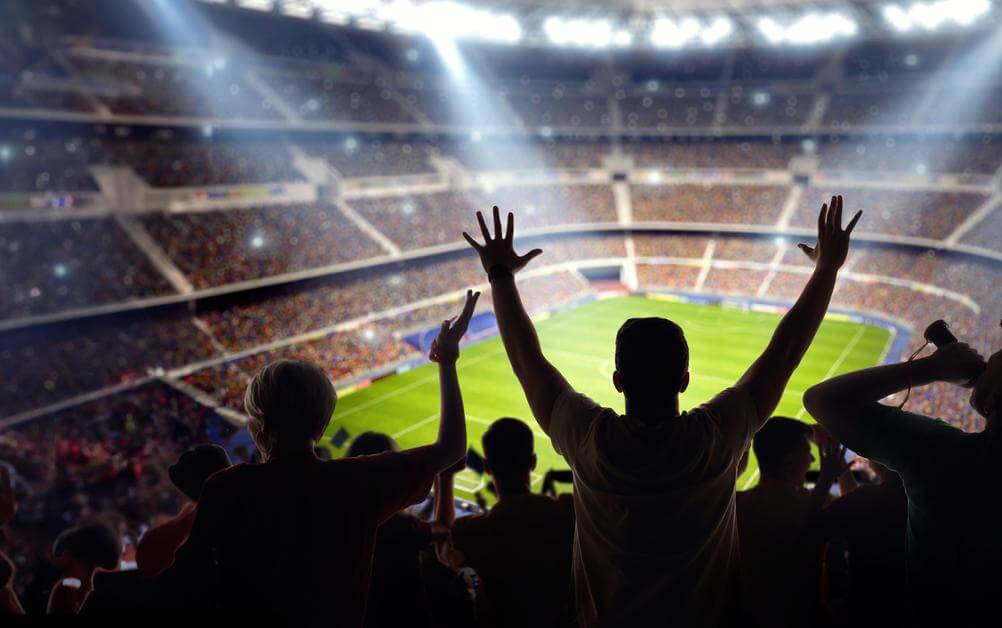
[430,289,480,364]
[798,195,862,272]
[463,206,542,275]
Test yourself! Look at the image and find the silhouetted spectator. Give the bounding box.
[160,291,478,623]
[737,418,848,627]
[463,199,860,626]
[814,460,907,624]
[805,333,1000,622]
[136,444,232,577]
[437,418,575,628]
[47,523,122,614]
[347,431,442,628]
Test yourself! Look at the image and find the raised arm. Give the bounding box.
[803,343,985,450]
[736,195,861,426]
[464,206,573,433]
[423,290,480,471]
[432,459,467,570]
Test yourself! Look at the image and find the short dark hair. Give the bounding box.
[169,444,232,502]
[753,417,813,477]
[347,431,400,457]
[482,418,534,479]
[52,523,122,570]
[615,318,689,396]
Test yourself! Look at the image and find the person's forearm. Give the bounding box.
[806,357,940,410]
[434,473,456,528]
[490,276,543,377]
[768,265,839,366]
[436,362,466,465]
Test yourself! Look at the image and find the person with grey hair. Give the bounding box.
[160,291,479,623]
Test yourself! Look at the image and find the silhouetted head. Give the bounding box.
[52,523,121,572]
[753,417,814,483]
[347,431,400,457]
[245,359,337,460]
[168,444,232,502]
[971,349,1002,424]
[482,418,536,491]
[613,318,690,410]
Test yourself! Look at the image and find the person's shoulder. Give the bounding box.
[685,386,756,420]
[201,462,256,491]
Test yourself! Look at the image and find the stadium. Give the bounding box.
[0,0,1000,621]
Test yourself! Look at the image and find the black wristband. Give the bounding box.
[487,264,514,283]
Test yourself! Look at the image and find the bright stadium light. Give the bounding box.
[544,16,631,48]
[235,0,275,11]
[393,1,523,44]
[757,11,858,45]
[882,0,991,32]
[650,15,733,48]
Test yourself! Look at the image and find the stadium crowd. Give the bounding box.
[0,192,998,628]
[631,184,789,225]
[141,203,384,288]
[0,218,173,319]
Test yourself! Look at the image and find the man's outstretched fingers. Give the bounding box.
[492,206,503,239]
[463,232,482,250]
[505,212,514,242]
[477,211,490,241]
[846,210,862,233]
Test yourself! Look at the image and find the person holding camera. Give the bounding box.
[804,329,1000,622]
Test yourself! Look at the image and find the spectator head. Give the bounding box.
[971,349,1001,422]
[52,523,121,572]
[347,431,400,457]
[613,318,689,406]
[753,417,815,483]
[245,359,337,460]
[482,418,536,492]
[168,444,232,502]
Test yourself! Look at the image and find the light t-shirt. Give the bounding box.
[548,386,758,628]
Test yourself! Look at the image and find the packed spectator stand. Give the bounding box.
[1,0,1001,618]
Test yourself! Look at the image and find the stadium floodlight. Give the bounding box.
[650,15,733,49]
[279,0,314,18]
[327,1,522,44]
[757,11,858,45]
[882,0,991,32]
[235,0,275,11]
[543,16,630,48]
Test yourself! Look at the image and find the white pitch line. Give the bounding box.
[334,348,502,421]
[391,412,441,439]
[740,468,760,491]
[796,327,867,419]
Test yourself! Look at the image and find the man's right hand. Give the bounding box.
[463,206,542,275]
[797,195,862,273]
[928,342,987,387]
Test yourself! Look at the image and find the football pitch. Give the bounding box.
[326,295,892,499]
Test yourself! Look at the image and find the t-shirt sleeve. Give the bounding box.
[849,404,958,477]
[548,390,606,464]
[699,386,759,458]
[360,450,440,524]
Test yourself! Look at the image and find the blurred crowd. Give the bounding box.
[0,382,239,602]
[141,203,384,288]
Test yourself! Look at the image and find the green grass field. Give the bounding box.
[326,295,891,499]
